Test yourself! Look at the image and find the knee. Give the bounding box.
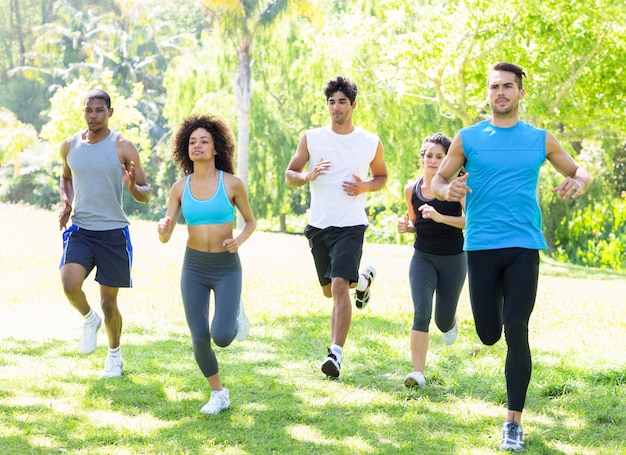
[212,335,233,348]
[412,314,431,332]
[322,284,332,298]
[191,327,211,347]
[100,298,118,317]
[478,331,501,346]
[61,277,81,297]
[212,325,234,347]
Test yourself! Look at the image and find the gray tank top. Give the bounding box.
[67,130,130,230]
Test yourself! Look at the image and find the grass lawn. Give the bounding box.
[0,203,624,454]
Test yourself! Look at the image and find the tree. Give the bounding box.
[0,107,38,176]
[198,0,318,226]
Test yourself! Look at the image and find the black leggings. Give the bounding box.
[409,250,466,333]
[467,248,539,412]
[181,248,242,377]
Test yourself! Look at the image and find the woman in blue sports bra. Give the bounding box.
[157,114,256,416]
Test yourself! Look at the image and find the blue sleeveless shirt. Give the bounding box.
[182,170,235,226]
[460,120,547,251]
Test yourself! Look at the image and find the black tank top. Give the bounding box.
[411,177,464,255]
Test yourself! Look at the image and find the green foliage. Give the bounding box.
[553,200,626,270]
[1,0,626,272]
[2,168,58,209]
[1,206,625,454]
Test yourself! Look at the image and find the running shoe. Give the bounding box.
[321,349,341,378]
[404,371,426,389]
[200,388,230,415]
[443,320,459,346]
[354,265,376,309]
[235,299,249,342]
[100,356,124,378]
[78,313,102,354]
[500,421,525,452]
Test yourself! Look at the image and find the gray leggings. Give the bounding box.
[181,248,242,377]
[409,249,467,333]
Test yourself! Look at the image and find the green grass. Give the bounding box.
[0,203,624,454]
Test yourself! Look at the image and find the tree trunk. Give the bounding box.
[235,43,251,229]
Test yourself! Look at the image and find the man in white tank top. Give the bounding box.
[58,89,151,379]
[285,76,387,379]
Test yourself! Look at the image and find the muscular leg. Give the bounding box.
[100,284,122,349]
[60,263,90,315]
[330,277,352,347]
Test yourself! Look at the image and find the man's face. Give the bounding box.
[83,98,112,133]
[327,91,354,125]
[487,70,525,116]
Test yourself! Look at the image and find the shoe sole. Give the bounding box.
[321,360,340,378]
[404,377,426,389]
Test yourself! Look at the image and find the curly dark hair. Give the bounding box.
[420,132,451,156]
[323,76,357,104]
[172,114,236,176]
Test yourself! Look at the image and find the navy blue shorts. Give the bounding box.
[60,225,133,288]
[304,224,367,286]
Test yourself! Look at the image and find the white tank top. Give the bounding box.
[306,125,379,228]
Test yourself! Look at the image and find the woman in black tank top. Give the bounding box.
[397,133,467,390]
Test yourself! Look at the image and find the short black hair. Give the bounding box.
[85,89,111,108]
[323,76,357,104]
[491,62,526,89]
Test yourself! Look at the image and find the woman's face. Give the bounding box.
[188,128,216,161]
[421,142,447,176]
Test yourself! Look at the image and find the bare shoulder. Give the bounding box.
[60,137,73,157]
[116,133,138,151]
[545,130,566,155]
[223,171,244,189]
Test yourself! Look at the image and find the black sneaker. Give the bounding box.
[321,349,341,378]
[500,421,525,452]
[354,265,376,309]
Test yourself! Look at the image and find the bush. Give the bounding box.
[554,200,626,270]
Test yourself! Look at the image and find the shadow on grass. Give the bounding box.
[0,314,624,454]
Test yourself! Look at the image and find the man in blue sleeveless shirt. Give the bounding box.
[432,63,590,452]
[58,89,151,378]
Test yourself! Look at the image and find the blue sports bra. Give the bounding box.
[181,170,235,226]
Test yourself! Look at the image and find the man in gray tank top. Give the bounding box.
[58,89,151,378]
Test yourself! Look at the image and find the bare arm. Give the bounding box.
[157,180,183,243]
[58,139,74,230]
[342,141,387,196]
[397,181,417,234]
[418,197,466,229]
[545,132,591,199]
[118,137,151,203]
[223,175,256,253]
[285,134,332,187]
[432,134,470,202]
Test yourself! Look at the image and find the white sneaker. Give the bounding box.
[355,265,376,309]
[404,371,426,389]
[235,299,249,342]
[200,388,230,415]
[500,421,525,451]
[78,313,102,354]
[443,320,459,346]
[100,356,124,378]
